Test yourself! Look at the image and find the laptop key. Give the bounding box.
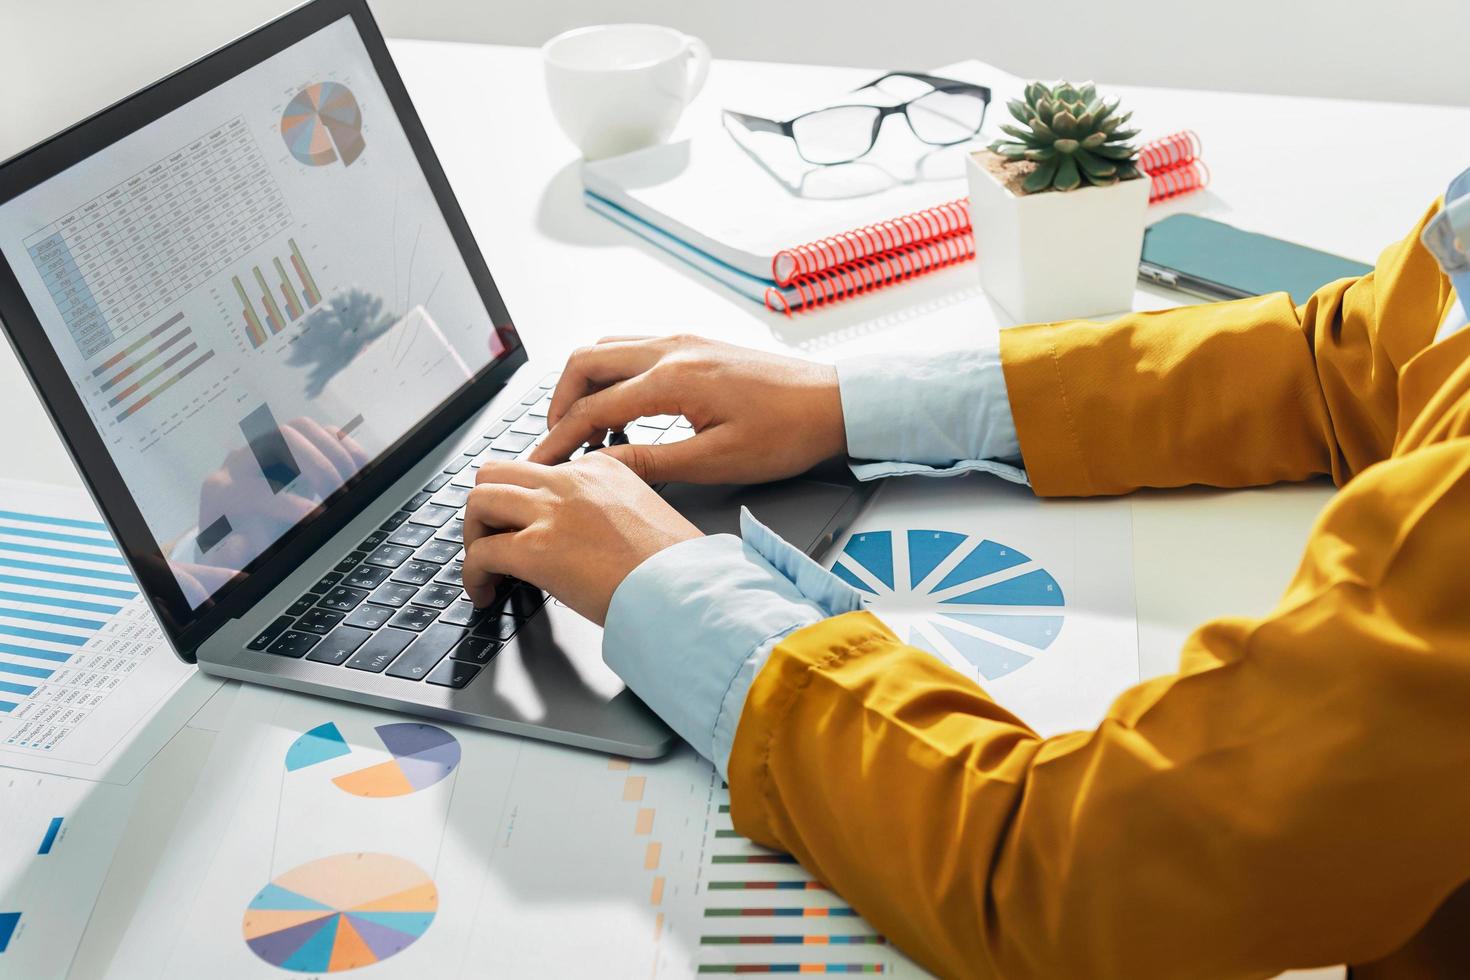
[500,402,529,423]
[319,586,369,612]
[344,628,415,673]
[638,414,678,430]
[412,582,461,609]
[491,430,537,454]
[333,554,360,575]
[387,523,435,547]
[472,613,519,642]
[389,605,437,631]
[423,473,451,493]
[286,597,315,617]
[343,565,392,590]
[305,625,371,665]
[405,491,433,511]
[451,635,500,665]
[434,560,464,585]
[344,602,395,630]
[391,560,439,586]
[369,582,418,608]
[415,540,462,565]
[267,630,320,658]
[307,572,340,594]
[538,372,560,388]
[409,504,457,528]
[438,600,482,627]
[358,530,388,551]
[248,615,294,651]
[431,486,469,509]
[296,608,345,634]
[363,544,415,569]
[463,437,491,457]
[509,415,547,436]
[426,658,480,689]
[435,519,465,542]
[442,456,470,475]
[379,510,412,532]
[484,419,511,439]
[386,623,466,680]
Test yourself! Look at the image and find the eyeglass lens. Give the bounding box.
[790,105,883,164]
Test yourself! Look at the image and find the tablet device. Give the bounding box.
[1140,214,1372,305]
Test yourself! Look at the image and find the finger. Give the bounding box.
[533,375,677,465]
[288,417,359,484]
[278,425,344,499]
[547,340,664,427]
[595,426,732,484]
[462,529,526,607]
[474,459,558,489]
[463,483,541,544]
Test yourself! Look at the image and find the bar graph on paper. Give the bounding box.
[0,478,190,766]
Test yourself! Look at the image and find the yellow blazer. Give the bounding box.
[727,201,1470,978]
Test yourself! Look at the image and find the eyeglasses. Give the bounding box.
[723,72,992,166]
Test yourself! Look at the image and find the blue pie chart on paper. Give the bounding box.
[831,529,1064,680]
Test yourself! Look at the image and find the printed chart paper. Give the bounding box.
[0,767,141,979]
[114,479,1140,977]
[825,474,1140,736]
[0,478,215,781]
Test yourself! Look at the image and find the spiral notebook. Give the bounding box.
[583,61,1208,313]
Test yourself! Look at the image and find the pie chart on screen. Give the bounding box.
[831,529,1065,681]
[242,852,436,973]
[281,81,366,167]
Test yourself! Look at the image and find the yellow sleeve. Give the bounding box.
[999,203,1452,496]
[726,436,1470,979]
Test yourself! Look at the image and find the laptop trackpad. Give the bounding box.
[659,472,862,557]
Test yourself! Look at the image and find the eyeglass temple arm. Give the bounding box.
[722,109,792,136]
[856,71,992,103]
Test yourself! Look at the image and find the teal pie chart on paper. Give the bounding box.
[831,530,1065,680]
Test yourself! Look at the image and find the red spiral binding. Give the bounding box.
[765,230,976,314]
[764,131,1208,315]
[1137,130,1202,174]
[772,198,972,286]
[1147,159,1210,203]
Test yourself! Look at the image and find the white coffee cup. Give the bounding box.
[543,24,711,160]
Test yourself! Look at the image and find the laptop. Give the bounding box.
[0,0,871,758]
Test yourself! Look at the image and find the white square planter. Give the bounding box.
[966,150,1151,323]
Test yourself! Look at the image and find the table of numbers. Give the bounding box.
[23,116,291,362]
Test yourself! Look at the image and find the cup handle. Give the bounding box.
[682,35,711,104]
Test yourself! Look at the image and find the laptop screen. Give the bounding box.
[0,15,514,612]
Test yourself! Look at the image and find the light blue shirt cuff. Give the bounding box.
[836,346,1029,487]
[602,508,865,778]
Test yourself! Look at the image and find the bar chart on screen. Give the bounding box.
[0,478,206,780]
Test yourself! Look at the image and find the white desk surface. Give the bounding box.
[12,38,1467,978]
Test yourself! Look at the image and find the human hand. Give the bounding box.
[528,335,846,485]
[462,452,702,624]
[195,416,369,575]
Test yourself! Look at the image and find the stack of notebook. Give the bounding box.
[583,62,1209,314]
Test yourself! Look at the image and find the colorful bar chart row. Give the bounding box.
[697,965,884,974]
[236,238,321,348]
[92,313,217,424]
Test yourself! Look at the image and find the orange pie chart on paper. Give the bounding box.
[242,852,436,973]
[330,723,461,798]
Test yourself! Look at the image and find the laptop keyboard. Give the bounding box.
[244,371,696,691]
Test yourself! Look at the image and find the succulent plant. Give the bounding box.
[989,81,1142,193]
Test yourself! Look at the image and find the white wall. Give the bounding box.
[3,0,1469,160]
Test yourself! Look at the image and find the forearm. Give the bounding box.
[1000,201,1451,497]
[727,441,1470,978]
